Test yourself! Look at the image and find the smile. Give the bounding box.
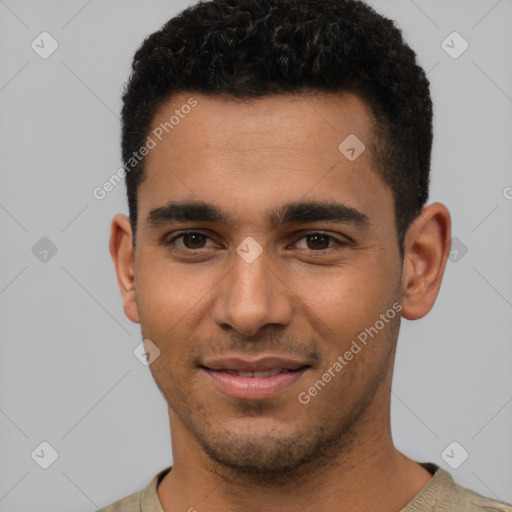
[200,355,312,400]
[221,368,294,378]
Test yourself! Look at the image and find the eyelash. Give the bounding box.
[164,231,349,254]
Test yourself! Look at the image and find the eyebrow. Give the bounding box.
[146,199,370,229]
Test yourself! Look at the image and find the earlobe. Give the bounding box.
[109,213,140,324]
[400,203,451,320]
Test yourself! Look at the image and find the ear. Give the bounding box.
[400,202,451,320]
[109,213,140,324]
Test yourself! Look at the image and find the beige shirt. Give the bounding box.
[97,462,512,511]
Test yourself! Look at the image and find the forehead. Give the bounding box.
[138,90,391,228]
[150,90,376,151]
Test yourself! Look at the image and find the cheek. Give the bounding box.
[286,261,400,384]
[134,257,221,366]
[290,261,393,330]
[134,260,194,340]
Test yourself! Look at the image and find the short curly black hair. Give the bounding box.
[121,0,433,253]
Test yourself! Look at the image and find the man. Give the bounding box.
[101,0,512,510]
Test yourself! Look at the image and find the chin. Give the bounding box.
[193,418,346,479]
[205,436,313,475]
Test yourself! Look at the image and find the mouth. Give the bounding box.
[220,368,300,378]
[200,355,312,400]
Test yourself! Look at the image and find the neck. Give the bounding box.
[157,382,432,512]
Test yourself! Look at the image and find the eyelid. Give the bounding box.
[165,230,350,252]
[165,230,218,248]
[292,229,352,245]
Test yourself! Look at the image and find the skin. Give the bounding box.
[110,91,451,511]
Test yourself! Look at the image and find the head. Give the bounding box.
[111,0,450,481]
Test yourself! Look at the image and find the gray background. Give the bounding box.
[0,0,511,510]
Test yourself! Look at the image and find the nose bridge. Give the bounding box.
[212,248,292,336]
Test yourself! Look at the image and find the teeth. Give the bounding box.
[254,370,271,378]
[223,368,292,378]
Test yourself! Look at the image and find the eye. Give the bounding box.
[164,230,349,254]
[165,231,217,251]
[294,232,347,251]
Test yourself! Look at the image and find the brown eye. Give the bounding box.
[180,232,208,249]
[305,233,332,250]
[294,232,348,253]
[165,231,215,251]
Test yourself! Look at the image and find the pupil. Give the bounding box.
[308,234,329,250]
[184,233,205,249]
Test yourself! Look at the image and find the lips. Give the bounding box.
[223,368,292,378]
[201,354,312,400]
[202,355,310,372]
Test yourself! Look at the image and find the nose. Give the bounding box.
[211,248,293,337]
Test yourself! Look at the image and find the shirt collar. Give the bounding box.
[139,462,455,512]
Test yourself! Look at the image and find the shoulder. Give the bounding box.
[95,490,140,512]
[95,465,172,512]
[453,482,512,512]
[406,463,512,512]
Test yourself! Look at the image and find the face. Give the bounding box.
[122,91,407,476]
